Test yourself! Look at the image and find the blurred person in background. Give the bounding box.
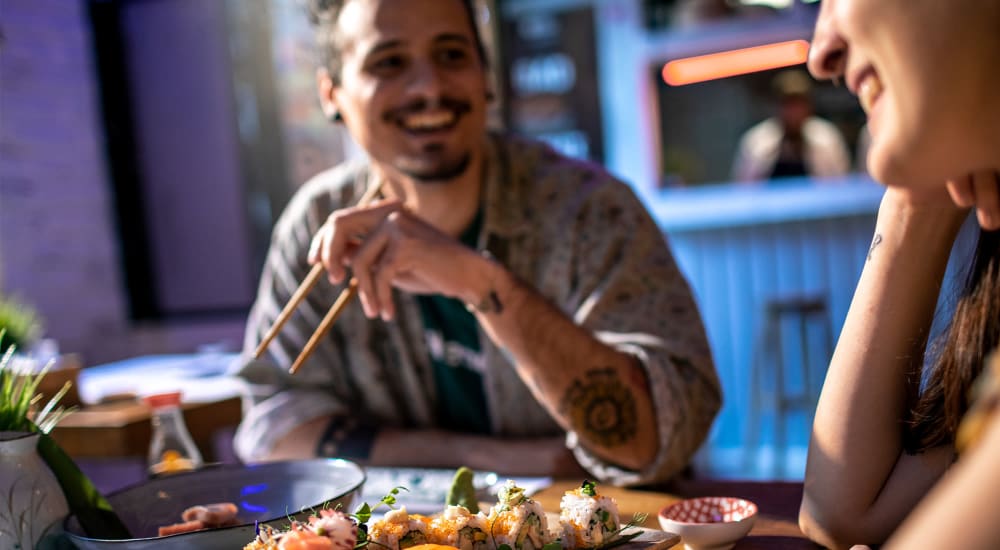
[799,0,1000,547]
[233,0,720,485]
[731,69,850,182]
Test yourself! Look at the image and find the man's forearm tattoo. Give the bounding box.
[867,233,883,262]
[560,368,638,447]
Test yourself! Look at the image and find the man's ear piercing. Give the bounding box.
[327,111,343,123]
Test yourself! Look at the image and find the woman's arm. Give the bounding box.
[886,410,1000,550]
[799,189,966,548]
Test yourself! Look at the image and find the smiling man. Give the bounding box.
[234,0,720,485]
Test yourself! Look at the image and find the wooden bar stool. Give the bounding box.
[744,292,834,478]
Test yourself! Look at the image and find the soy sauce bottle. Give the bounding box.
[144,391,204,476]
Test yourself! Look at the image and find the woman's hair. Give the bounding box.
[905,229,1000,452]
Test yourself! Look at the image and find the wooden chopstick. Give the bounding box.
[289,279,358,374]
[253,179,384,370]
[253,264,325,360]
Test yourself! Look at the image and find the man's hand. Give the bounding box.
[307,199,483,320]
[946,170,1000,230]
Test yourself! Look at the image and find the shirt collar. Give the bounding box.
[480,132,534,245]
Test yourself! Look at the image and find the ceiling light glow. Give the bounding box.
[661,40,810,86]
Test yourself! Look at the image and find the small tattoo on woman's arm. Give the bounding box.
[867,233,883,262]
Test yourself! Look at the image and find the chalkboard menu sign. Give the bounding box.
[500,7,604,163]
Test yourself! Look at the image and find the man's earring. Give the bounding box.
[327,111,343,123]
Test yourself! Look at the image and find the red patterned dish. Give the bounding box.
[658,497,757,550]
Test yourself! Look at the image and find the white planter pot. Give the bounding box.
[0,431,69,549]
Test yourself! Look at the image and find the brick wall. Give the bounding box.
[0,0,243,365]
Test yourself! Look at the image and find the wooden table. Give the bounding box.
[50,396,242,461]
[534,480,816,549]
[72,459,817,549]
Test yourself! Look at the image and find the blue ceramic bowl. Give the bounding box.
[65,459,365,550]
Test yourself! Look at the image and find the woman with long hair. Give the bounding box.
[797,1,1000,548]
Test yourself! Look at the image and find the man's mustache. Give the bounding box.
[382,97,472,122]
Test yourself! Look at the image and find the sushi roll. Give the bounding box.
[311,509,361,550]
[558,481,620,549]
[428,505,490,550]
[486,481,551,550]
[243,509,357,550]
[369,507,431,550]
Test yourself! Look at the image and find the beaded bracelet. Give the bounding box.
[316,415,377,461]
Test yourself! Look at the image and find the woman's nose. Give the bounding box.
[807,4,848,82]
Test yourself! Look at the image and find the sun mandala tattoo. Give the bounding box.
[561,368,638,446]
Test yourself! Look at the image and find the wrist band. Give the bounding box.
[464,250,505,314]
[316,416,377,461]
[465,289,504,314]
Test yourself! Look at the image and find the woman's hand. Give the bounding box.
[946,170,1000,230]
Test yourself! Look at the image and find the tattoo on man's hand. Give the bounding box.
[560,368,638,447]
[867,233,883,262]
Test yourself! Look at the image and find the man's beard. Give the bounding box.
[383,97,474,182]
[397,146,472,183]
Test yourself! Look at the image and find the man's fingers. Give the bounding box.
[372,244,400,321]
[946,175,975,208]
[307,225,327,265]
[319,199,403,284]
[350,227,391,318]
[320,223,347,284]
[972,171,1000,230]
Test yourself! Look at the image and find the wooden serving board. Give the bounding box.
[541,512,679,550]
[533,481,683,549]
[618,527,681,550]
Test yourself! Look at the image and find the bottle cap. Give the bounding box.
[143,391,183,409]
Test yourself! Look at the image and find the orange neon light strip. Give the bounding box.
[662,40,810,86]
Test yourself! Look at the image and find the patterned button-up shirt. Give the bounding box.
[234,133,721,485]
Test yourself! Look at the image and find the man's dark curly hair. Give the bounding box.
[306,0,489,84]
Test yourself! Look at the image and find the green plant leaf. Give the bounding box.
[36,433,133,539]
[0,296,43,354]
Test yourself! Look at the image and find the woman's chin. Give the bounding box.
[868,141,927,188]
[872,159,951,197]
[865,149,897,187]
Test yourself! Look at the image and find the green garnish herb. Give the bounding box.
[592,513,649,550]
[354,503,373,524]
[352,486,408,524]
[350,487,410,550]
[580,479,597,497]
[354,524,370,549]
[497,480,527,511]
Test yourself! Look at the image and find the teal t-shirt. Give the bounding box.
[415,209,490,433]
